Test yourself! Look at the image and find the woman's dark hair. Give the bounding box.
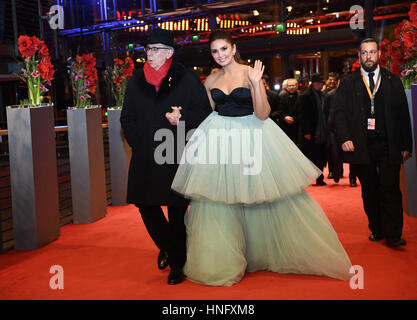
[209,29,242,63]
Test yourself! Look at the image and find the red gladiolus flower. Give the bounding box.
[114,58,124,66]
[39,44,49,58]
[390,60,402,77]
[387,40,405,62]
[409,3,417,22]
[403,29,417,50]
[18,35,36,58]
[374,3,417,88]
[37,58,55,83]
[394,20,406,39]
[352,59,361,71]
[114,76,124,85]
[32,36,43,51]
[379,38,390,67]
[125,57,134,69]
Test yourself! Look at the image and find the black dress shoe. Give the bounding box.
[168,266,185,285]
[349,178,357,187]
[369,233,383,241]
[316,180,327,186]
[386,238,407,248]
[333,175,340,183]
[158,250,169,270]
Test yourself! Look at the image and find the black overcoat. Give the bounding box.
[332,68,412,164]
[120,60,212,206]
[297,86,321,140]
[276,90,299,141]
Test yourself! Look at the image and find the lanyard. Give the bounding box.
[360,70,381,116]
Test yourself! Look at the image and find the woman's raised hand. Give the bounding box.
[248,60,265,84]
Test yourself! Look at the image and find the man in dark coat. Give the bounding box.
[276,78,299,143]
[333,38,412,248]
[262,74,280,125]
[297,73,328,185]
[120,29,212,284]
[324,87,342,182]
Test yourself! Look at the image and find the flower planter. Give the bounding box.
[67,106,107,223]
[6,104,60,250]
[401,85,417,217]
[107,108,131,206]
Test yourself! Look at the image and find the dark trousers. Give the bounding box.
[136,205,188,267]
[349,163,357,182]
[328,131,343,177]
[353,140,403,240]
[301,138,328,182]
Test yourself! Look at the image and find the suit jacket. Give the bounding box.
[332,68,412,164]
[120,60,212,206]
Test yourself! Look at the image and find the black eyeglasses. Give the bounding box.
[145,46,171,53]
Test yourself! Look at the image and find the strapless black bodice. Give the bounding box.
[210,87,253,117]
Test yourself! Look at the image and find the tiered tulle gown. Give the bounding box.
[171,87,352,286]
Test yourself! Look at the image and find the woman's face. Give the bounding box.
[210,39,235,67]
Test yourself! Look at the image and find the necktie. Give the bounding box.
[368,72,375,92]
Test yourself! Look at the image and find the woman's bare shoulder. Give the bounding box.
[204,70,221,88]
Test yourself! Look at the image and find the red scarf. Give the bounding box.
[143,57,173,92]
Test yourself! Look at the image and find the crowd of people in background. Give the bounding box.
[265,71,358,187]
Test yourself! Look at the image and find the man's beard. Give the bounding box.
[361,59,378,72]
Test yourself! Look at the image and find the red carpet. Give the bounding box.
[1,167,417,300]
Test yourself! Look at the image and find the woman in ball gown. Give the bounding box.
[171,29,352,286]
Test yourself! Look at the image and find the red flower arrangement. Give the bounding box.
[379,3,417,89]
[351,59,361,72]
[68,53,98,108]
[17,35,55,105]
[105,57,135,108]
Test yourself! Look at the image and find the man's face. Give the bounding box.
[359,42,380,72]
[145,43,173,70]
[327,77,338,90]
[286,80,298,93]
[312,81,324,91]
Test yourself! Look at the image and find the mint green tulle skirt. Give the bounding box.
[172,112,352,286]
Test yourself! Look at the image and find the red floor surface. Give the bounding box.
[1,170,416,300]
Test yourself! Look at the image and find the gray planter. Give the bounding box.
[67,106,107,223]
[108,108,131,206]
[6,104,60,250]
[403,86,417,217]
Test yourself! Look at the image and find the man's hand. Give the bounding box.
[165,106,182,126]
[402,151,412,162]
[284,116,294,124]
[342,140,355,152]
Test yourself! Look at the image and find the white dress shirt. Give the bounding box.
[360,65,381,94]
